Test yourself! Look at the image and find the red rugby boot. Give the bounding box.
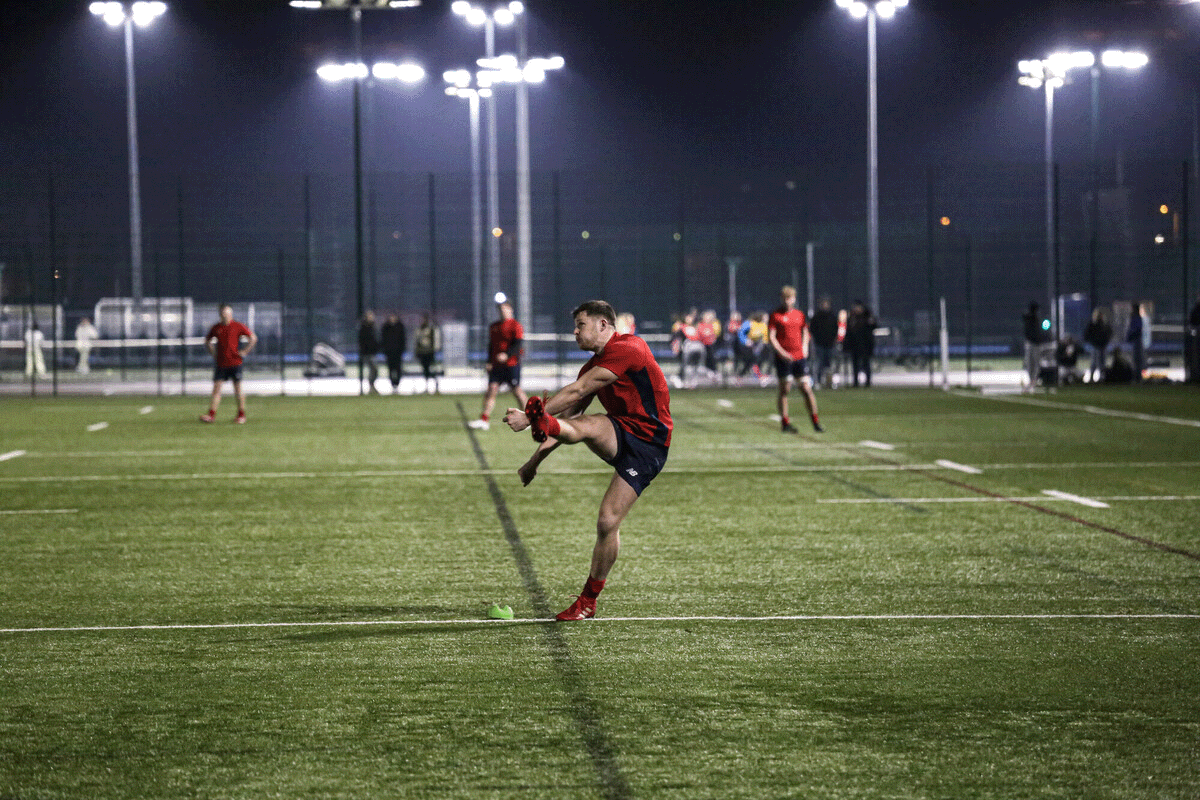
[525,395,550,442]
[555,595,596,621]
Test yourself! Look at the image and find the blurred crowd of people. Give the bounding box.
[667,298,877,390]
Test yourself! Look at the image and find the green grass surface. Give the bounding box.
[2,386,1198,798]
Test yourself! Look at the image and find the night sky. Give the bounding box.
[3,0,1198,185]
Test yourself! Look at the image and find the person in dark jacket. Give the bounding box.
[1083,307,1112,383]
[381,314,407,394]
[808,297,839,389]
[844,301,877,388]
[358,310,380,394]
[1126,302,1147,382]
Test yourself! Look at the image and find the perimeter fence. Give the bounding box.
[1,159,1197,390]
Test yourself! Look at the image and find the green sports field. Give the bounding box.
[2,386,1198,799]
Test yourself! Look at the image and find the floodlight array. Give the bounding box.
[89,2,167,28]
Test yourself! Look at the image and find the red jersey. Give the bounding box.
[579,333,673,448]
[488,318,524,365]
[206,320,253,368]
[768,307,808,360]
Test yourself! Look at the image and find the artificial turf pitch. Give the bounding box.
[1,386,1197,798]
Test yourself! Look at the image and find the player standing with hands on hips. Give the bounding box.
[503,300,672,621]
[470,295,528,430]
[769,285,823,433]
[200,304,257,424]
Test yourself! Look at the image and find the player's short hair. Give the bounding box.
[572,300,617,325]
[780,285,796,298]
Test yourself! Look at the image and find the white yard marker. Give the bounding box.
[1042,489,1110,509]
[859,440,895,451]
[0,450,26,462]
[0,509,78,515]
[139,406,154,415]
[716,398,734,408]
[86,422,109,432]
[936,459,983,475]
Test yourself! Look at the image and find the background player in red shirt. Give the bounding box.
[768,285,823,433]
[200,304,257,424]
[469,299,528,430]
[503,300,672,621]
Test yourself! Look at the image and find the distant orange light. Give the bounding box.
[492,227,503,238]
[939,216,951,226]
[1159,204,1169,214]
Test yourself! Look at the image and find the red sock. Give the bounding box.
[811,414,820,425]
[480,413,489,422]
[781,416,790,426]
[582,576,606,599]
[544,414,561,438]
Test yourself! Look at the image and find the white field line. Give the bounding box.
[935,459,982,474]
[0,464,965,483]
[86,422,108,432]
[2,612,1197,635]
[0,509,78,515]
[1,461,1197,485]
[19,451,188,458]
[818,494,1200,504]
[955,390,1200,428]
[138,406,154,415]
[859,440,896,451]
[1042,489,1110,508]
[0,450,26,461]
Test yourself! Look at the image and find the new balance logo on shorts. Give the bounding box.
[626,468,638,477]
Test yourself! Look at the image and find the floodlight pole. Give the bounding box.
[352,6,366,393]
[515,12,531,325]
[837,0,904,320]
[293,0,422,393]
[484,16,501,310]
[123,15,144,302]
[1044,79,1057,340]
[91,2,166,303]
[866,5,880,320]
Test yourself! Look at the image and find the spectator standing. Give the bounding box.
[200,304,257,424]
[74,317,98,374]
[1126,302,1148,381]
[381,314,407,394]
[845,301,877,388]
[358,310,381,394]
[808,297,838,389]
[1083,308,1113,383]
[413,313,442,394]
[24,321,47,377]
[697,309,722,376]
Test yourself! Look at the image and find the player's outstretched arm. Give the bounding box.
[545,367,617,417]
[503,407,529,432]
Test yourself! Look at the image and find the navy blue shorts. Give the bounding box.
[213,365,243,382]
[488,363,521,387]
[603,417,669,496]
[774,356,809,382]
